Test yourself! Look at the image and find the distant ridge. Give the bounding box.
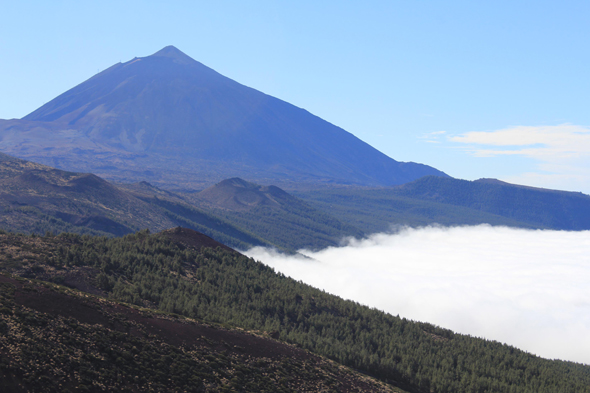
[0,152,274,249]
[0,45,448,189]
[396,176,590,230]
[192,177,365,251]
[197,177,292,211]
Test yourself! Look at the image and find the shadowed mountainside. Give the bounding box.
[0,152,271,249]
[294,176,590,233]
[0,152,365,251]
[395,176,590,230]
[0,46,447,189]
[197,177,293,211]
[191,177,365,250]
[4,148,590,251]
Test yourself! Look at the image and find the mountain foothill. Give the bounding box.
[1,46,590,392]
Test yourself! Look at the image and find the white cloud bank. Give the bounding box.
[449,124,590,193]
[245,225,590,365]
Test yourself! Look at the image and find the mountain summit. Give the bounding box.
[151,45,196,63]
[1,46,448,188]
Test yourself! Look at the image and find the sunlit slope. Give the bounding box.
[0,252,399,392]
[1,228,589,393]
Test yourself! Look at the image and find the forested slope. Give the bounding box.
[1,228,589,393]
[0,274,398,392]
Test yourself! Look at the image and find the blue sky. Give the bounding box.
[2,1,589,192]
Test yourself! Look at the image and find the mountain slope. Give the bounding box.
[0,46,447,189]
[294,188,538,234]
[0,152,363,251]
[295,176,590,233]
[192,178,364,250]
[0,275,400,392]
[395,176,590,230]
[0,152,271,249]
[2,229,590,393]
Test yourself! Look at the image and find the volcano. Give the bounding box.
[0,46,448,189]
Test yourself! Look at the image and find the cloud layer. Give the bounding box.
[246,225,590,365]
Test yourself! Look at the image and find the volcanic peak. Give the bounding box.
[150,45,196,65]
[3,45,449,188]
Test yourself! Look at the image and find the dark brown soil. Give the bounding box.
[0,274,400,392]
[7,274,300,359]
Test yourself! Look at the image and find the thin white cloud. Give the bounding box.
[448,124,590,192]
[246,225,590,365]
[451,124,590,159]
[420,130,446,144]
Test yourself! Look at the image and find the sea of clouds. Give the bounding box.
[245,225,590,365]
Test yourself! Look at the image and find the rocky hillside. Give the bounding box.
[1,228,589,393]
[0,274,399,392]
